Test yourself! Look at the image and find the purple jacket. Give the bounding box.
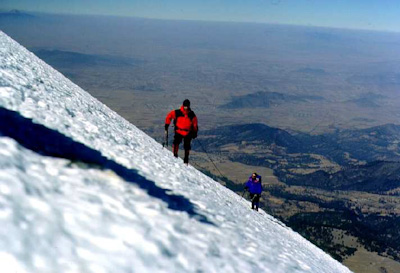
[245,175,263,194]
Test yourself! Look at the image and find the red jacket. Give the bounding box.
[165,106,198,137]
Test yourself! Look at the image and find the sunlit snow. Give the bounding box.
[0,31,352,273]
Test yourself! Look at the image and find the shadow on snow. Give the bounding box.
[0,107,213,225]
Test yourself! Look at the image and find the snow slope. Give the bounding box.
[0,31,352,273]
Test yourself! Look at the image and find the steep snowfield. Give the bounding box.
[0,31,352,273]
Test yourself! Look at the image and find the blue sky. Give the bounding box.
[2,0,400,32]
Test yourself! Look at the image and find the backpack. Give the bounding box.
[173,109,196,129]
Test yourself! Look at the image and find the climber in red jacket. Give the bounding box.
[165,99,198,164]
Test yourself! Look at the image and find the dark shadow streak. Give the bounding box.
[0,107,213,225]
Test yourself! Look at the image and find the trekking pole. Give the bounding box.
[194,138,225,179]
[162,131,168,147]
[195,138,248,202]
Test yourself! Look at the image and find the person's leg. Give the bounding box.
[184,150,190,164]
[183,136,192,164]
[249,193,255,209]
[254,194,260,211]
[173,133,183,157]
[173,144,179,157]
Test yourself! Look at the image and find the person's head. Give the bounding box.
[183,99,190,110]
[251,173,258,180]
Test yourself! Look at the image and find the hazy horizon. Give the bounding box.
[1,9,400,34]
[1,0,400,33]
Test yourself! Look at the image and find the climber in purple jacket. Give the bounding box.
[244,173,263,211]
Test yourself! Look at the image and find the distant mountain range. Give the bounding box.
[201,122,400,164]
[198,122,400,193]
[220,91,325,109]
[286,160,400,193]
[0,10,35,19]
[345,92,387,108]
[200,123,299,148]
[32,49,139,68]
[220,90,386,110]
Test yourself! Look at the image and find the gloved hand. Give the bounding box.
[192,131,197,139]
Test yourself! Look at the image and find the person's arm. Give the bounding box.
[191,115,198,139]
[258,176,263,192]
[193,116,198,132]
[165,110,176,131]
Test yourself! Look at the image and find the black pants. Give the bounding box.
[249,193,261,210]
[173,132,192,151]
[173,133,193,163]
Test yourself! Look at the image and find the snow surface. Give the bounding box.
[0,31,352,273]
